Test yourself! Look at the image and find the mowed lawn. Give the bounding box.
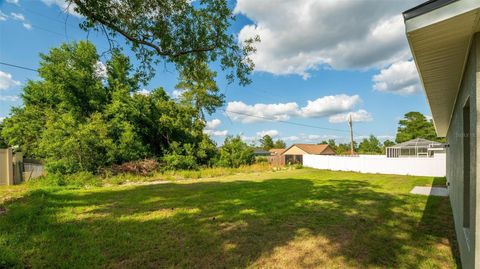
[0,168,458,268]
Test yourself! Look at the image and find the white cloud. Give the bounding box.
[257,129,279,138]
[225,100,299,123]
[10,12,24,21]
[204,119,227,137]
[41,0,81,17]
[307,135,322,140]
[94,61,108,79]
[377,135,395,141]
[0,11,8,21]
[240,135,257,143]
[171,89,183,99]
[328,109,373,123]
[0,71,20,90]
[206,119,222,129]
[372,60,421,95]
[225,94,362,123]
[10,12,23,21]
[22,23,32,30]
[300,94,360,118]
[0,95,20,101]
[136,89,151,96]
[6,0,19,5]
[235,0,421,78]
[0,117,4,123]
[203,129,228,137]
[279,133,342,144]
[282,136,300,142]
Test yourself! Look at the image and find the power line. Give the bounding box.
[221,109,350,133]
[24,7,80,29]
[0,62,38,72]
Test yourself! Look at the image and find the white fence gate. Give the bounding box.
[303,154,446,177]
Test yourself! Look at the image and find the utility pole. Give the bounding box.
[348,114,354,156]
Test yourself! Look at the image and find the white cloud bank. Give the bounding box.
[0,95,20,101]
[0,11,8,21]
[22,22,32,30]
[7,12,33,30]
[372,60,421,95]
[206,119,222,130]
[226,94,371,123]
[257,129,279,138]
[235,0,421,78]
[204,119,228,137]
[0,71,20,90]
[10,12,25,21]
[328,109,373,123]
[226,101,299,123]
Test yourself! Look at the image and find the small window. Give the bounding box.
[463,99,470,228]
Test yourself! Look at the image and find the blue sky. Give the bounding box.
[0,0,431,146]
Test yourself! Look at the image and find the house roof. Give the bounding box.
[285,144,333,155]
[253,148,270,155]
[387,138,443,149]
[403,0,480,136]
[403,0,457,20]
[269,148,286,155]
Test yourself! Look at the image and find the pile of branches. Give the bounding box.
[108,159,159,176]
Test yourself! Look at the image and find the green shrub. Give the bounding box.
[27,172,101,188]
[217,136,254,168]
[255,156,268,163]
[162,142,199,170]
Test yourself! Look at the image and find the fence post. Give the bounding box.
[0,148,14,185]
[13,152,24,184]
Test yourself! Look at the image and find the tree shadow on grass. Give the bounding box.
[0,178,458,268]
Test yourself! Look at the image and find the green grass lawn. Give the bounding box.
[0,168,458,268]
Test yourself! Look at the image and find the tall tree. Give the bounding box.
[273,139,286,149]
[395,112,442,143]
[2,41,219,173]
[358,135,382,154]
[260,135,274,150]
[0,123,7,148]
[175,62,225,120]
[68,0,258,86]
[382,140,396,154]
[320,139,337,152]
[218,136,254,168]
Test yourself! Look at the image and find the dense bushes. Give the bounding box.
[217,136,254,168]
[1,41,222,174]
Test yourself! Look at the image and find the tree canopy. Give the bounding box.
[68,0,258,86]
[395,112,443,143]
[358,135,382,154]
[260,135,286,150]
[260,135,274,150]
[217,136,254,168]
[273,139,286,149]
[1,41,218,173]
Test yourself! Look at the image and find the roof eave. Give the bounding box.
[404,0,480,137]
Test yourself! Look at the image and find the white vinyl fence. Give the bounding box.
[303,153,446,177]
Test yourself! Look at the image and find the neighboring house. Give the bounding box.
[269,148,286,156]
[268,148,287,166]
[385,138,446,158]
[282,144,336,164]
[403,1,480,268]
[253,148,271,157]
